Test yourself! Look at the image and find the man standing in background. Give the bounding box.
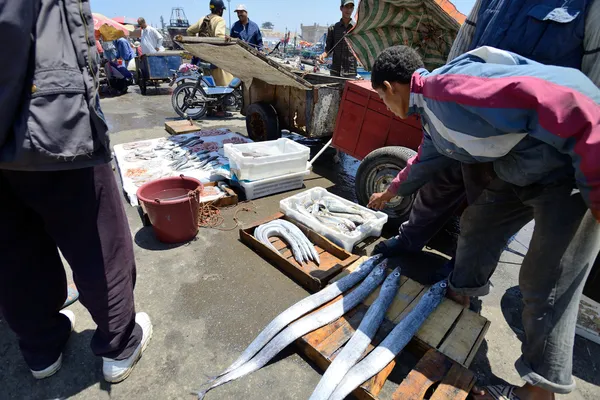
[138,17,164,55]
[187,0,234,87]
[230,4,264,51]
[318,0,357,78]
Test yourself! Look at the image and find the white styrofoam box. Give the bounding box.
[224,138,310,181]
[280,187,388,252]
[234,169,311,200]
[576,295,600,345]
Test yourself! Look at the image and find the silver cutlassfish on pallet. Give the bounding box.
[196,260,390,400]
[205,255,384,382]
[309,267,403,400]
[328,280,448,400]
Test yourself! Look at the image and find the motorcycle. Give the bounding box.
[170,63,243,120]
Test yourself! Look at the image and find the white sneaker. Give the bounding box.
[102,312,152,383]
[31,310,76,380]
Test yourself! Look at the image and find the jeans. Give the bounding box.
[0,165,142,370]
[449,178,600,393]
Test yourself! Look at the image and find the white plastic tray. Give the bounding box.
[234,169,311,200]
[280,187,388,252]
[224,138,310,181]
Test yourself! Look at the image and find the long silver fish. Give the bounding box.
[269,220,320,265]
[255,224,306,263]
[309,267,403,400]
[328,280,448,400]
[196,261,390,400]
[322,198,370,218]
[206,255,384,381]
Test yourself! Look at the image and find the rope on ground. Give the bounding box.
[197,199,258,231]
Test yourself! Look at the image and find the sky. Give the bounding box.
[92,0,477,33]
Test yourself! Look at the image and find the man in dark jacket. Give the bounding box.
[373,0,600,260]
[0,0,151,382]
[318,0,357,78]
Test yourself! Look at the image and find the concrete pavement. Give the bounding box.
[1,88,598,400]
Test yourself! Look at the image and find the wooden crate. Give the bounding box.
[391,349,476,400]
[296,257,490,400]
[164,119,201,135]
[240,213,359,292]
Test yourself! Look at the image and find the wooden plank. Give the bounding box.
[393,289,426,323]
[392,349,452,400]
[164,120,201,135]
[430,362,476,400]
[388,280,425,322]
[417,299,464,348]
[463,319,491,367]
[301,306,359,349]
[317,307,368,358]
[438,309,489,366]
[269,238,287,251]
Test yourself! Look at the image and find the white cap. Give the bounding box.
[234,4,247,12]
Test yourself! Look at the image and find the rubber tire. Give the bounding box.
[245,102,281,142]
[355,146,417,222]
[171,82,208,120]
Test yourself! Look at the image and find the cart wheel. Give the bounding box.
[355,146,417,222]
[245,102,280,142]
[139,77,147,95]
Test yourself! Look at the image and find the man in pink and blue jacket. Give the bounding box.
[368,45,600,400]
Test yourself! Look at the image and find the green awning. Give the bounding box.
[348,0,466,71]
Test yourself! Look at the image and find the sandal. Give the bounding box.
[473,385,521,400]
[61,284,79,309]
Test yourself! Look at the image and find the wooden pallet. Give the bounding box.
[296,257,490,400]
[240,213,360,292]
[164,119,201,135]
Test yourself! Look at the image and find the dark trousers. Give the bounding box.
[449,178,600,393]
[0,164,142,370]
[396,162,466,253]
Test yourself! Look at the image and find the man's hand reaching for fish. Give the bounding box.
[368,190,395,210]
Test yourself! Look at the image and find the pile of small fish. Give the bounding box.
[192,254,448,400]
[255,220,320,265]
[152,136,225,172]
[293,197,375,234]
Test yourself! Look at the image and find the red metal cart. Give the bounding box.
[332,80,423,220]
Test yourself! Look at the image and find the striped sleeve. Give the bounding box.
[583,0,600,86]
[446,0,482,62]
[420,67,600,209]
[387,133,455,196]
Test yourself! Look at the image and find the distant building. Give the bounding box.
[301,23,328,44]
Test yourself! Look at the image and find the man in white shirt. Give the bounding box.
[137,17,164,54]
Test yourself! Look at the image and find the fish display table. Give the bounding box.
[296,257,489,400]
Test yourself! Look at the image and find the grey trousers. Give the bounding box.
[449,178,600,393]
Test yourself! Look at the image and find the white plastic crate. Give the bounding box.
[224,138,310,181]
[234,169,311,200]
[280,187,388,252]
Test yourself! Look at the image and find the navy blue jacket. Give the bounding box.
[230,19,263,51]
[470,0,591,69]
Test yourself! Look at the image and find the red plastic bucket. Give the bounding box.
[136,176,203,243]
